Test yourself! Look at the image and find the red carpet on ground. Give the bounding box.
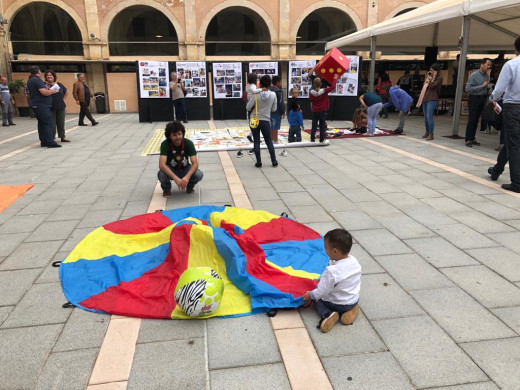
[304,128,402,139]
[0,185,34,213]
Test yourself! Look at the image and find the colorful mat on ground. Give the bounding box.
[304,128,401,139]
[141,127,313,156]
[0,185,33,213]
[59,206,329,319]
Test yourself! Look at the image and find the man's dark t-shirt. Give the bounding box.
[27,77,51,107]
[160,138,197,170]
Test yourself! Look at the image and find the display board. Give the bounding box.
[248,62,278,78]
[213,62,243,99]
[288,60,316,98]
[330,56,360,97]
[138,61,170,98]
[175,62,207,98]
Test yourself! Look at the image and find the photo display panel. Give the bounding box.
[176,61,207,98]
[329,56,359,96]
[248,62,278,79]
[213,62,243,99]
[288,60,317,98]
[138,61,170,98]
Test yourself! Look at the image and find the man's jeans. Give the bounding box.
[503,104,520,187]
[32,105,54,146]
[311,111,327,142]
[173,98,187,121]
[423,100,437,134]
[465,95,487,141]
[158,165,203,191]
[2,101,14,125]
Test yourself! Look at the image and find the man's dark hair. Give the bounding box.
[164,121,185,138]
[324,229,353,255]
[430,63,441,72]
[30,66,40,75]
[480,58,492,65]
[44,70,57,81]
[259,75,271,88]
[514,37,520,52]
[404,70,410,75]
[271,75,281,85]
[247,73,257,84]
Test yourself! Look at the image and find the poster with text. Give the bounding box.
[248,62,278,79]
[138,61,170,98]
[176,61,207,98]
[330,56,360,97]
[213,62,243,99]
[288,60,317,98]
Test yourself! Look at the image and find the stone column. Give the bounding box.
[184,0,199,60]
[367,0,378,26]
[278,0,291,59]
[83,0,105,59]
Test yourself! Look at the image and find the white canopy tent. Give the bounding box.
[326,0,520,136]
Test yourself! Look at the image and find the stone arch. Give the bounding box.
[100,0,185,43]
[291,1,363,42]
[384,2,428,20]
[5,0,88,42]
[198,1,277,43]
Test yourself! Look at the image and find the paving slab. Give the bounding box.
[404,236,479,268]
[339,188,383,203]
[287,205,333,223]
[486,231,520,255]
[450,211,516,234]
[470,201,520,220]
[127,339,207,390]
[375,214,436,239]
[1,282,71,328]
[350,243,384,274]
[138,318,206,343]
[46,203,92,222]
[373,316,487,388]
[210,363,290,390]
[461,338,520,390]
[77,209,123,228]
[432,224,500,249]
[0,213,47,234]
[207,314,281,370]
[36,251,66,283]
[24,219,80,242]
[322,352,414,390]
[441,265,520,308]
[375,253,454,291]
[0,232,29,257]
[491,306,520,334]
[53,308,110,352]
[0,306,13,325]
[300,308,386,356]
[352,229,413,257]
[411,287,516,342]
[359,274,425,320]
[0,240,63,270]
[0,268,41,305]
[428,383,499,390]
[35,348,98,390]
[466,247,520,282]
[423,197,475,214]
[333,210,382,231]
[0,324,62,390]
[279,192,320,207]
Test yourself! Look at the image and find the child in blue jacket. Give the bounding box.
[288,101,303,142]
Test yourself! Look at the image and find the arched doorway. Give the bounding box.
[296,8,357,55]
[205,7,270,56]
[108,5,178,56]
[395,8,417,17]
[9,2,83,56]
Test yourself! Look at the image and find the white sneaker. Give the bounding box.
[280,150,288,157]
[319,140,330,145]
[237,151,243,158]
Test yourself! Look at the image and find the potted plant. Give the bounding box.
[8,79,31,117]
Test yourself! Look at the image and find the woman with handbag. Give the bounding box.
[246,75,278,168]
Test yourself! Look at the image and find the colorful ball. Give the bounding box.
[174,267,224,317]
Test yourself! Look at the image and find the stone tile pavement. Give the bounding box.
[0,112,519,389]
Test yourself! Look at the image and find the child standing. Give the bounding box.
[288,101,303,142]
[309,75,338,143]
[359,86,383,136]
[269,76,285,143]
[303,228,361,333]
[287,87,300,116]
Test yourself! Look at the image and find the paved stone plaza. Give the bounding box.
[1,112,520,389]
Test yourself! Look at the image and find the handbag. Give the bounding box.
[249,94,259,129]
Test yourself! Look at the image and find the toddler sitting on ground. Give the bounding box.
[352,107,368,134]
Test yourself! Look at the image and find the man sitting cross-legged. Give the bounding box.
[158,121,203,197]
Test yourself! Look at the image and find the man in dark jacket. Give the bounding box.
[269,76,285,143]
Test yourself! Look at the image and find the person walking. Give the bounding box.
[73,73,98,126]
[489,37,520,193]
[26,66,61,148]
[45,70,70,143]
[464,58,492,147]
[0,77,16,126]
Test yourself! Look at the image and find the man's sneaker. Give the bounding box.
[237,151,243,158]
[280,150,288,157]
[186,188,194,194]
[319,139,330,144]
[247,135,253,142]
[340,305,359,325]
[501,183,520,193]
[488,167,500,181]
[319,312,339,333]
[465,141,473,147]
[163,189,171,197]
[255,162,262,168]
[248,149,254,155]
[472,140,481,146]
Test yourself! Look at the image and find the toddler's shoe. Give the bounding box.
[280,150,288,157]
[340,305,359,325]
[319,312,339,333]
[237,151,243,158]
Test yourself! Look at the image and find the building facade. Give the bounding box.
[0,0,432,113]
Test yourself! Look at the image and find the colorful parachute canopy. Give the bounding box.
[60,206,329,319]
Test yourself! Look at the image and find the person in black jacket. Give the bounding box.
[269,76,285,143]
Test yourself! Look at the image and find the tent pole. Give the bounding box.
[369,36,376,91]
[452,15,471,137]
